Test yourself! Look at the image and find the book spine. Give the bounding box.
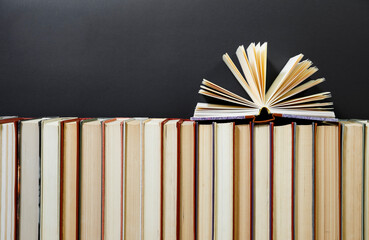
[231,123,235,239]
[192,121,197,240]
[292,122,296,240]
[313,123,317,240]
[60,121,65,240]
[211,122,215,240]
[250,123,254,240]
[270,122,274,240]
[339,123,342,240]
[362,123,365,240]
[194,122,199,240]
[175,120,183,240]
[159,119,169,240]
[15,121,20,240]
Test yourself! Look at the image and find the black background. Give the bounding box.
[0,0,368,119]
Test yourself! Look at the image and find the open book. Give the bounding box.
[193,42,335,119]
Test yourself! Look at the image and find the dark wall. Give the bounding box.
[0,0,368,119]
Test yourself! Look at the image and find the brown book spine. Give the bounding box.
[60,121,65,240]
[15,120,20,240]
[59,118,80,240]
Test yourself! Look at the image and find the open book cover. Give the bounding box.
[192,42,336,122]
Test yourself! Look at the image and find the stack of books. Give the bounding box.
[0,43,366,240]
[0,116,368,240]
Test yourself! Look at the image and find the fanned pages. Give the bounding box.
[193,42,335,119]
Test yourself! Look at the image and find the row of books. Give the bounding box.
[0,117,368,240]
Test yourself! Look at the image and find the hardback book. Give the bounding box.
[0,118,19,240]
[234,124,251,240]
[124,118,148,240]
[253,123,272,240]
[19,119,42,240]
[162,120,180,240]
[213,122,234,239]
[193,42,335,119]
[179,121,196,239]
[294,124,314,240]
[79,119,104,240]
[365,122,369,240]
[143,118,166,240]
[341,122,364,239]
[197,124,213,240]
[102,118,130,240]
[315,124,340,239]
[41,118,68,240]
[60,118,79,240]
[273,124,293,240]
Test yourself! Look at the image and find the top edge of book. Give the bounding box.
[190,114,338,122]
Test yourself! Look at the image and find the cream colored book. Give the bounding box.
[341,122,364,240]
[193,42,335,119]
[61,119,79,240]
[234,124,251,240]
[213,122,234,240]
[124,118,147,240]
[19,119,42,240]
[0,122,16,240]
[315,125,340,239]
[273,124,293,240]
[253,124,271,240]
[179,121,196,240]
[143,118,166,240]
[197,124,213,240]
[41,118,67,240]
[294,124,313,240]
[103,118,130,240]
[163,120,180,240]
[79,119,103,240]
